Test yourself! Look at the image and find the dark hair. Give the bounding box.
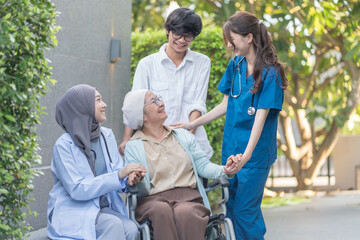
[164,8,202,37]
[223,11,289,93]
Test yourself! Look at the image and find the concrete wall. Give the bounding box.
[27,0,132,230]
[333,135,360,190]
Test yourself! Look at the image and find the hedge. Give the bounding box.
[0,1,58,238]
[131,27,229,206]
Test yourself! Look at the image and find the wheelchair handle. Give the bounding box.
[207,176,230,188]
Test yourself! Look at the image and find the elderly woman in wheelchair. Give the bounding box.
[122,90,238,240]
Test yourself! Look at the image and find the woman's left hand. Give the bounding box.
[127,171,145,186]
[118,163,147,180]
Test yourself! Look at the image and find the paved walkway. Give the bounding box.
[29,191,360,240]
[263,191,360,240]
[27,227,48,240]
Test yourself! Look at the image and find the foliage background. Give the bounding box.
[0,0,58,238]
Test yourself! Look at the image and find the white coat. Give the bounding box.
[47,127,128,240]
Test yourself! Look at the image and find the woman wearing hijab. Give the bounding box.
[122,89,238,240]
[47,84,146,240]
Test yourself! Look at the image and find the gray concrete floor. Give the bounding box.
[27,227,48,240]
[263,191,360,240]
[29,191,360,240]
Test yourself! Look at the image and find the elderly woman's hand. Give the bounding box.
[118,163,146,180]
[223,154,243,175]
[127,171,145,186]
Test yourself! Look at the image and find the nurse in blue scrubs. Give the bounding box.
[172,11,289,239]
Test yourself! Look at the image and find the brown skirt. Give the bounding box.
[135,187,210,240]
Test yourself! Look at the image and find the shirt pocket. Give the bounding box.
[52,207,82,237]
[151,81,168,93]
[183,80,196,103]
[151,81,169,103]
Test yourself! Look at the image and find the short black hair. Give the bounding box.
[164,8,202,37]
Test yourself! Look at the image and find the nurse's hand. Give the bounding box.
[223,155,240,174]
[170,121,196,130]
[118,163,147,180]
[224,154,246,174]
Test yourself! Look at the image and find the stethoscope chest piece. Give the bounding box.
[247,106,256,116]
[247,93,256,116]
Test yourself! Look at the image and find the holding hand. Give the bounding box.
[127,170,145,186]
[118,163,147,180]
[223,153,246,174]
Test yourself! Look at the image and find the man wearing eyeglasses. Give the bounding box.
[119,7,213,162]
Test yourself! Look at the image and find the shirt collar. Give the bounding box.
[159,43,194,64]
[130,125,174,142]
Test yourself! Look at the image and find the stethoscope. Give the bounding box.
[90,132,115,171]
[230,56,256,116]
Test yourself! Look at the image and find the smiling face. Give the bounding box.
[143,91,167,127]
[94,90,107,123]
[227,31,253,57]
[166,30,193,55]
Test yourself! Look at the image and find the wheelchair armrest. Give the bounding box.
[206,176,230,191]
[207,179,220,189]
[128,184,139,195]
[205,176,230,216]
[219,176,230,187]
[127,184,139,225]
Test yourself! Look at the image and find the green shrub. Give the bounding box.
[0,1,58,238]
[131,27,228,207]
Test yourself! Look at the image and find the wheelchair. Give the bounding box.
[127,176,236,240]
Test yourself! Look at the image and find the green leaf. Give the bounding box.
[4,114,16,122]
[0,189,9,194]
[345,43,360,60]
[3,13,11,20]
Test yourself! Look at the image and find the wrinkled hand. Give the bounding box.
[118,163,147,180]
[170,122,195,130]
[118,140,128,155]
[223,154,244,175]
[127,170,145,186]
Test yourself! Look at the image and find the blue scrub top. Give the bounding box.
[217,56,284,168]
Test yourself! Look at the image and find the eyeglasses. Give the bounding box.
[171,31,194,42]
[144,95,163,107]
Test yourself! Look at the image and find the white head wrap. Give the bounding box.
[122,89,148,129]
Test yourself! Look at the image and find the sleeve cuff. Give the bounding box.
[187,102,207,116]
[117,174,128,193]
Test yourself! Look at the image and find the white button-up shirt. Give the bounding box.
[132,43,213,159]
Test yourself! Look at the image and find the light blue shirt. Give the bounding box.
[91,138,110,208]
[47,127,128,240]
